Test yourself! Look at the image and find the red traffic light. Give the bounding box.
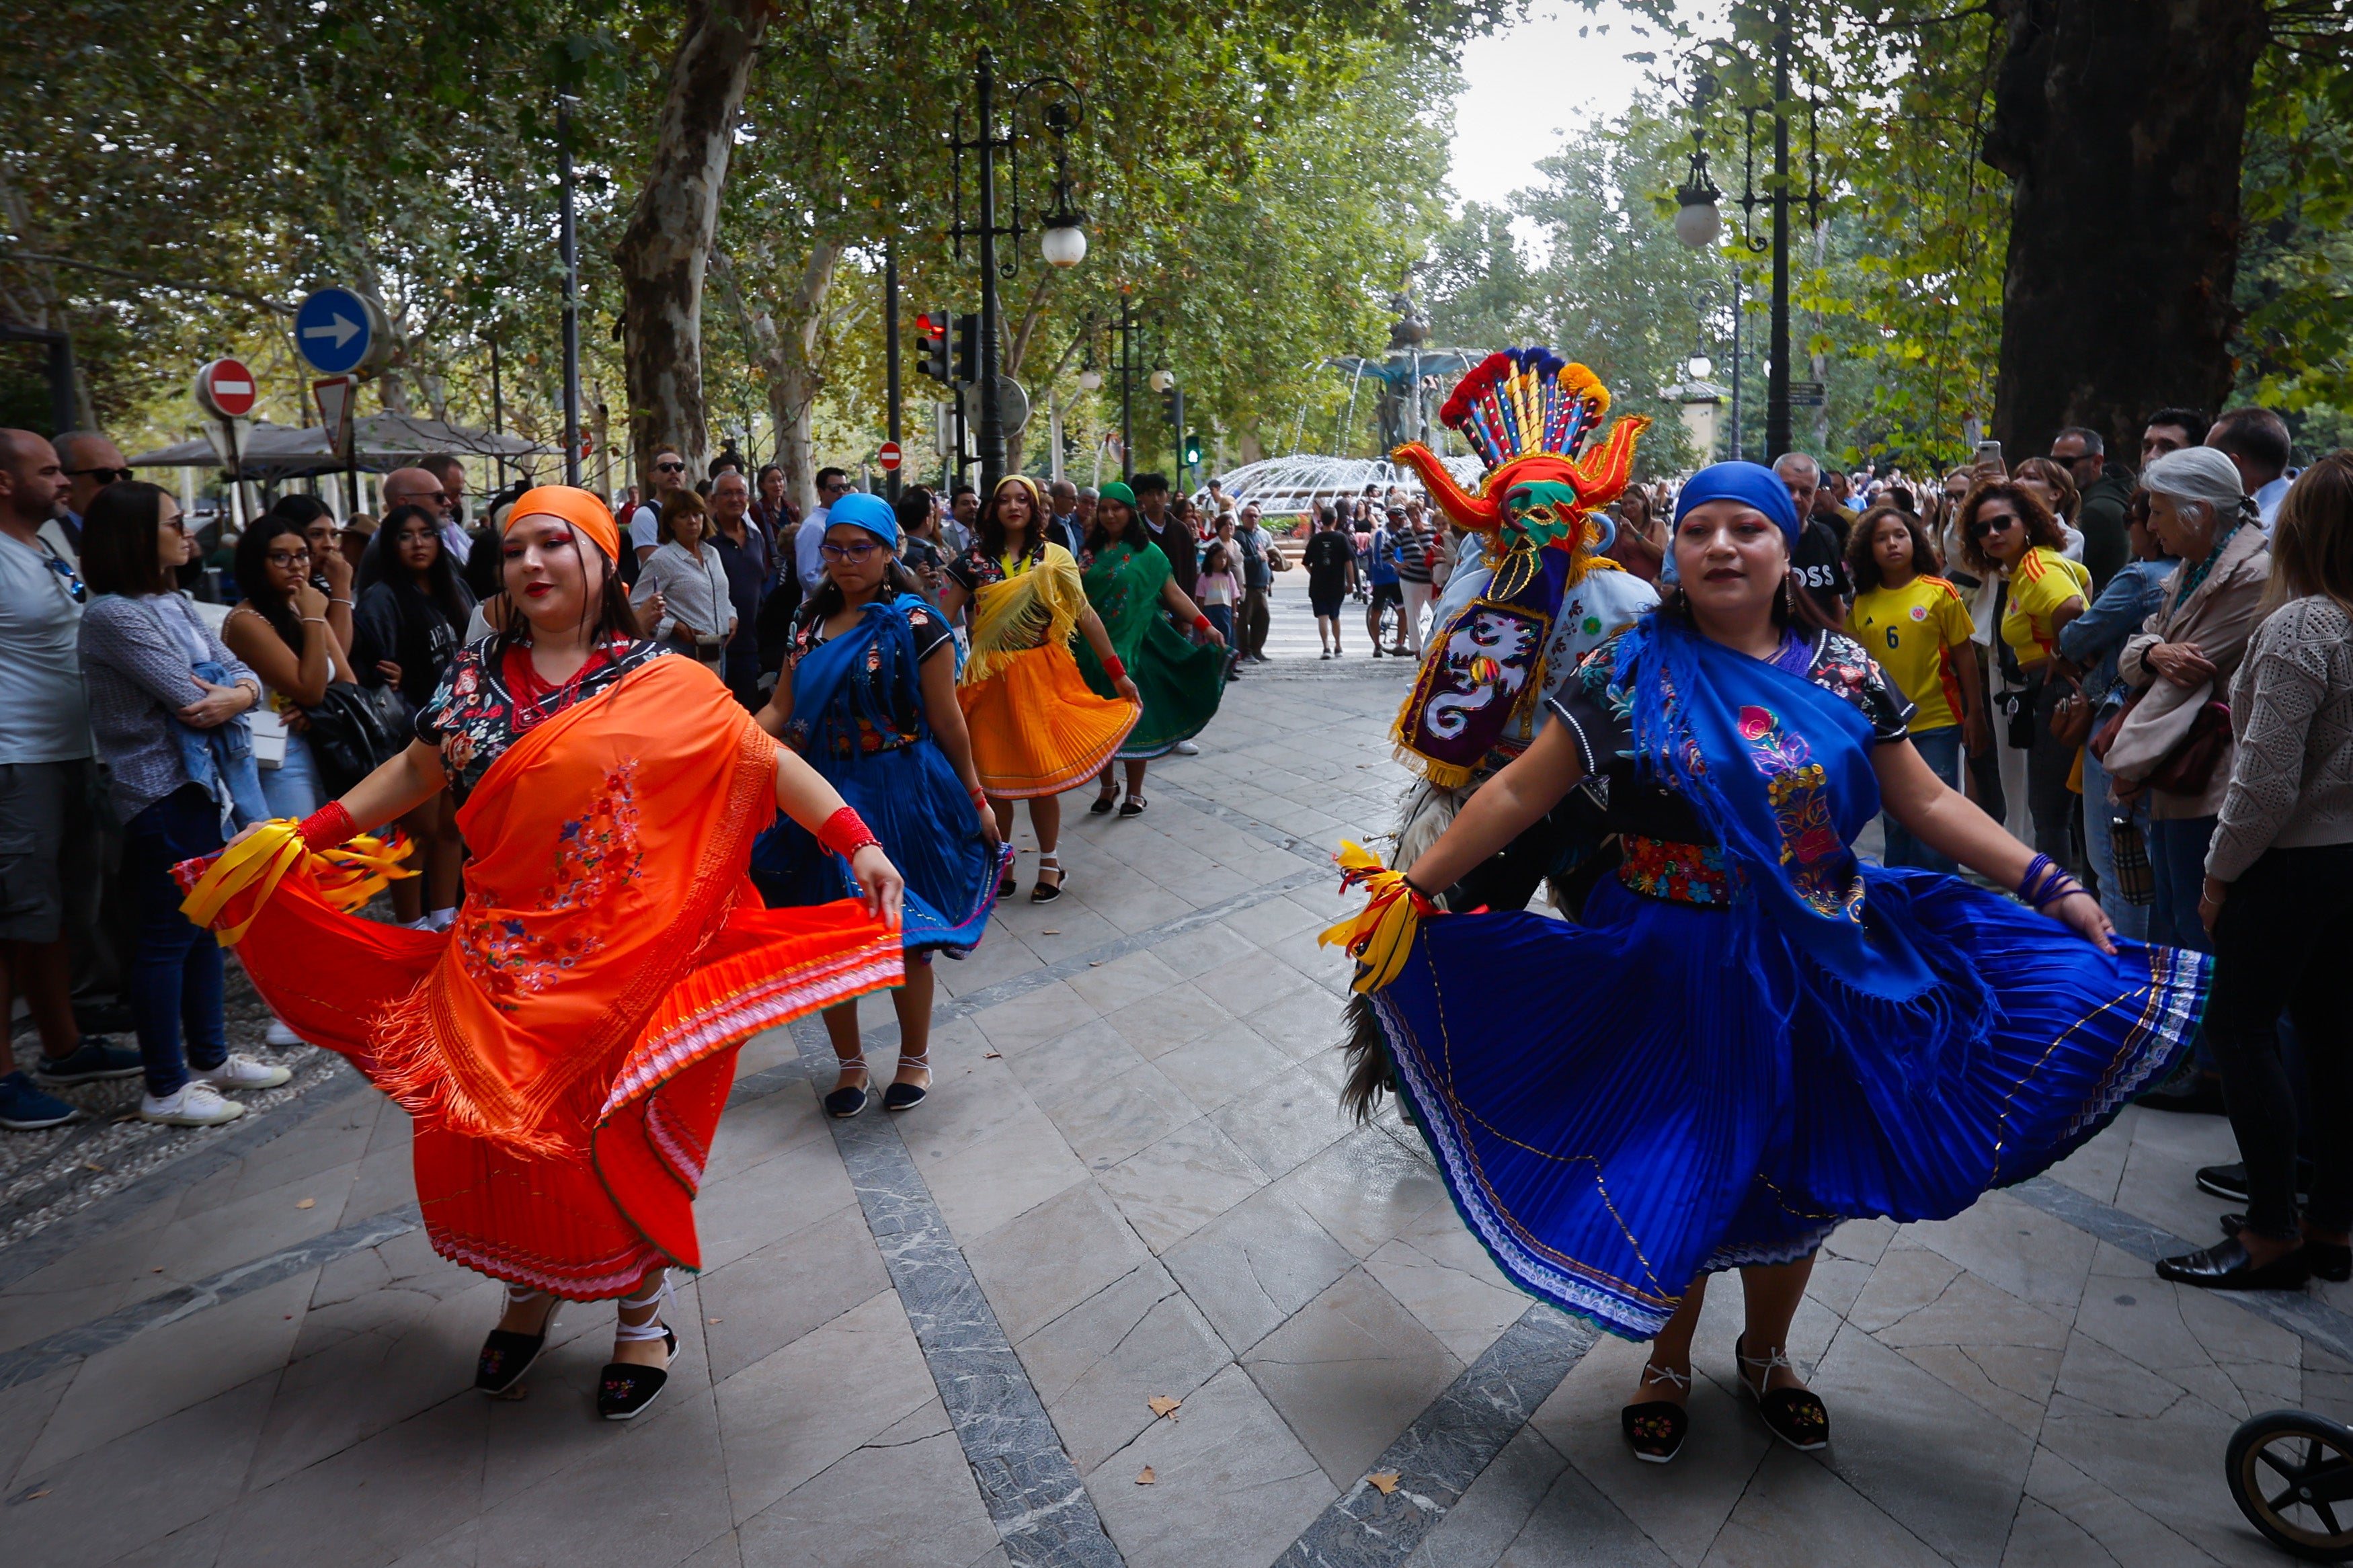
[916,313,943,336]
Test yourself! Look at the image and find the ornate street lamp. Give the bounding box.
[949,50,1090,491]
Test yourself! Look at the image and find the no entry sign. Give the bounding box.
[194,358,257,419]
[877,440,903,471]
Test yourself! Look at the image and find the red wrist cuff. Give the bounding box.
[298,802,357,852]
[1103,655,1127,682]
[816,807,880,861]
[1193,613,1212,632]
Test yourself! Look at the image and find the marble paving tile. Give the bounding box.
[1398,1426,1568,1568]
[1365,1231,1529,1368]
[1902,1188,2098,1313]
[735,1413,1000,1568]
[4,1376,277,1568]
[918,1109,1092,1245]
[1162,1183,1359,1354]
[215,1393,489,1568]
[1208,1061,1355,1182]
[1042,1061,1201,1171]
[1150,1020,1296,1112]
[1275,1126,1450,1261]
[1097,1116,1271,1253]
[1700,1446,1952,1567]
[1031,1282,1231,1473]
[695,1203,891,1385]
[1527,1327,1769,1568]
[2013,1442,2225,1566]
[1085,1363,1334,1568]
[1242,1266,1465,1487]
[966,1180,1156,1346]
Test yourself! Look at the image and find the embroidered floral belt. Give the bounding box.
[1618,834,1734,906]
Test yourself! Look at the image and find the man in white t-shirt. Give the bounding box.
[630,448,690,565]
[0,430,142,1126]
[795,467,850,593]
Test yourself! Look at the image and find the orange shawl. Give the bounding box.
[186,655,901,1286]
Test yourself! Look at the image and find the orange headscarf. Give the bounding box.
[510,485,623,565]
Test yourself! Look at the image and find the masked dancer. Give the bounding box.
[179,486,907,1423]
[1324,460,2207,1465]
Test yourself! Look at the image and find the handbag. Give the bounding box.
[2089,685,2232,795]
[2047,674,2093,748]
[301,681,411,798]
[2108,815,2154,905]
[1989,579,2041,750]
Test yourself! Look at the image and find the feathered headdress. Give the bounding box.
[1392,348,1648,540]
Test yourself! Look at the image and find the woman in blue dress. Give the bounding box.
[752,493,1009,1117]
[1327,463,2207,1464]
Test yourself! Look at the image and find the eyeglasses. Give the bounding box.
[66,466,134,486]
[265,549,313,569]
[818,540,883,563]
[655,461,686,474]
[161,515,192,532]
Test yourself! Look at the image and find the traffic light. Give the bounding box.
[1160,380,1179,426]
[1183,432,1204,468]
[915,313,951,383]
[953,314,981,385]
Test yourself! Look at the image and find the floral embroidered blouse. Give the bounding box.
[416,636,670,804]
[942,539,1046,593]
[1550,624,1912,852]
[781,602,955,762]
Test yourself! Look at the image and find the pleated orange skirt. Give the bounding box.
[959,642,1140,798]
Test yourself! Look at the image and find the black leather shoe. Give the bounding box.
[596,1327,676,1421]
[2219,1214,2352,1282]
[2155,1238,2312,1290]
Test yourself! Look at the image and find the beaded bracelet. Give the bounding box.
[816,807,881,861]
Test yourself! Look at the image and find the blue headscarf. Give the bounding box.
[828,491,898,547]
[1663,462,1802,584]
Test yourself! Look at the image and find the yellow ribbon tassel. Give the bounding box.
[1316,840,1435,995]
[179,820,416,946]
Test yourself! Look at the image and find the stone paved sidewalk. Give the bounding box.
[3,615,2346,1568]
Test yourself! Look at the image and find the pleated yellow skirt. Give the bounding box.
[960,642,1140,798]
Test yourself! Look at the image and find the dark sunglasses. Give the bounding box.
[67,466,134,485]
[655,460,686,473]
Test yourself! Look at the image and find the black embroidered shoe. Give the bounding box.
[1737,1333,1829,1452]
[1621,1362,1692,1464]
[596,1326,676,1421]
[475,1292,558,1397]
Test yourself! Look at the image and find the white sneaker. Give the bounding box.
[426,907,457,932]
[1172,740,1201,755]
[139,1081,246,1126]
[193,1053,293,1091]
[264,1019,305,1047]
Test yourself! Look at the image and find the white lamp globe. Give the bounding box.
[1041,224,1088,268]
[1673,200,1722,250]
[1687,355,1713,379]
[1148,368,1175,393]
[1077,368,1103,391]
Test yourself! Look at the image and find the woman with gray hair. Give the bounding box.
[2104,445,2272,1110]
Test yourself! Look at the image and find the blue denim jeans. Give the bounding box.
[1882,725,1961,872]
[123,785,228,1098]
[260,730,322,820]
[2078,743,2149,942]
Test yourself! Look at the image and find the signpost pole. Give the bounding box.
[884,234,903,503]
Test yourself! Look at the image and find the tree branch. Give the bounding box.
[0,250,296,315]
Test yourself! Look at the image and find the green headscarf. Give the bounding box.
[1098,481,1137,508]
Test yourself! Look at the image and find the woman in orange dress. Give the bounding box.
[938,474,1140,902]
[180,486,906,1421]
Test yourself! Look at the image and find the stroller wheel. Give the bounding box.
[2229,1409,2353,1561]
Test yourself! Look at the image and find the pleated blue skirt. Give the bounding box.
[1368,865,2207,1340]
[750,740,1010,956]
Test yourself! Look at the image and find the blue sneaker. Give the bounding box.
[35,1037,144,1086]
[0,1071,82,1130]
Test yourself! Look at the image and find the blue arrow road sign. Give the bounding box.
[294,287,376,376]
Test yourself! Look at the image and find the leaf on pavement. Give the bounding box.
[295,1198,315,1209]
[1146,1395,1182,1419]
[1135,1466,1156,1485]
[1367,1471,1400,1495]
